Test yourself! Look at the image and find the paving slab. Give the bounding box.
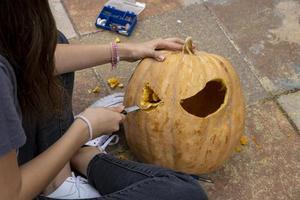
[93,62,136,95]
[49,0,77,39]
[72,34,137,95]
[278,91,300,131]
[72,69,108,114]
[62,0,106,36]
[202,100,300,200]
[58,1,300,199]
[62,0,185,36]
[205,0,300,95]
[74,3,268,105]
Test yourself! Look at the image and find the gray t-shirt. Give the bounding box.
[0,55,26,157]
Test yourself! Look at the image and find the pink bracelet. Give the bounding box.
[111,42,119,69]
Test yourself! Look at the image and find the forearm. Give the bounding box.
[18,120,89,199]
[55,44,132,75]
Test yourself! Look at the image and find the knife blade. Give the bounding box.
[121,105,140,115]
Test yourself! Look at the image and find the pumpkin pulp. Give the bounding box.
[140,83,162,110]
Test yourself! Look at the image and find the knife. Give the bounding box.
[121,105,140,115]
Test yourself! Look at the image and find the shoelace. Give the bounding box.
[72,172,88,198]
[98,135,119,152]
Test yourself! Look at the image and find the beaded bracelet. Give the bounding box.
[111,42,120,69]
[74,115,93,141]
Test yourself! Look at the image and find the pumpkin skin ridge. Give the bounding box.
[175,52,213,171]
[174,53,210,171]
[171,54,187,168]
[203,55,239,170]
[208,52,243,172]
[193,53,212,171]
[216,59,236,168]
[173,55,204,170]
[210,97,236,168]
[199,58,230,172]
[145,60,168,164]
[135,54,182,167]
[187,54,206,169]
[124,47,245,174]
[140,52,186,168]
[198,53,241,173]
[125,59,155,163]
[149,54,173,166]
[218,56,243,171]
[172,52,192,169]
[208,55,245,169]
[147,55,168,165]
[137,62,154,162]
[143,64,163,164]
[230,88,245,164]
[167,53,187,168]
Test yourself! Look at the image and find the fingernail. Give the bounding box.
[158,55,165,61]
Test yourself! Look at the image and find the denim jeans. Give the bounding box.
[20,32,208,200]
[38,153,208,200]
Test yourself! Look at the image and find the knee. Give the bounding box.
[165,175,208,200]
[178,181,208,200]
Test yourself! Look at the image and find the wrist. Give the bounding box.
[117,43,133,61]
[74,115,93,141]
[72,119,91,144]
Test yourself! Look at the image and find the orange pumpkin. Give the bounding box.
[124,37,245,174]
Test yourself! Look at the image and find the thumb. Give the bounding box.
[153,51,165,62]
[109,105,125,113]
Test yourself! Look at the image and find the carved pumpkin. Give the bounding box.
[124,37,245,174]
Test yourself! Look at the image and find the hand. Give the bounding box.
[121,38,186,62]
[79,105,125,139]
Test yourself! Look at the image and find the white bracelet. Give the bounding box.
[74,115,93,141]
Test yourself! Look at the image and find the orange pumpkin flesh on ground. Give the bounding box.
[124,37,245,174]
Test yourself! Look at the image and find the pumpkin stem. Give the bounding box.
[182,37,195,54]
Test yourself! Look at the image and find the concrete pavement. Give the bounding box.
[49,0,300,199]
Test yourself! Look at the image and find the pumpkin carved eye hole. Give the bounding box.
[180,79,227,118]
[140,83,162,110]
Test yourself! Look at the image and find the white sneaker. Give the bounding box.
[91,93,124,108]
[46,173,101,199]
[85,134,119,153]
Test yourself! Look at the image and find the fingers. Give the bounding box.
[151,37,197,61]
[112,106,126,121]
[155,39,183,51]
[165,37,185,45]
[155,37,196,51]
[106,105,126,124]
[153,51,166,62]
[108,105,125,113]
[110,106,126,123]
[120,113,126,121]
[165,37,196,49]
